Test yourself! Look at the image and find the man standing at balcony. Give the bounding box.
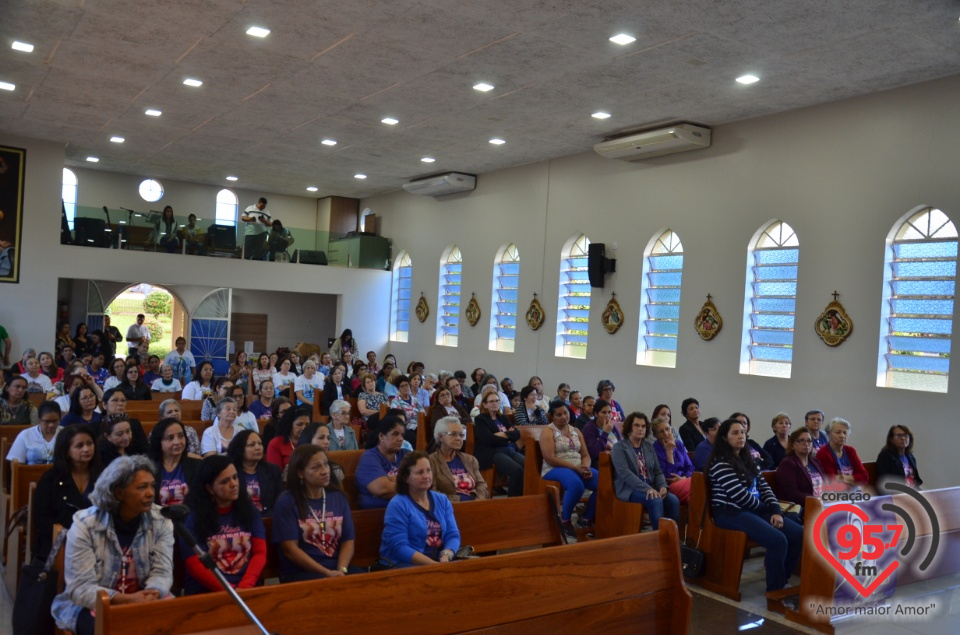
[241,197,271,260]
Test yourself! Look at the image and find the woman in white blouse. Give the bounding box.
[182,361,215,400]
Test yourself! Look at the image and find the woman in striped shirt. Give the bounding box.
[706,418,803,592]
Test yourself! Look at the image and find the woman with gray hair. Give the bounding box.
[815,417,870,487]
[327,399,359,451]
[428,416,489,502]
[158,399,201,455]
[52,455,173,635]
[201,397,242,456]
[150,363,182,393]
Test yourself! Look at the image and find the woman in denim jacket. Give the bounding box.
[52,455,174,635]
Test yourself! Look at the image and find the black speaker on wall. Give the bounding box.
[588,242,617,288]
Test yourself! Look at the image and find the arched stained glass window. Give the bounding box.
[391,251,412,342]
[490,243,519,352]
[556,234,591,359]
[215,189,238,227]
[740,220,799,378]
[437,246,462,347]
[638,229,684,367]
[877,207,957,393]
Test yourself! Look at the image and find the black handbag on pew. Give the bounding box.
[12,528,68,635]
[680,504,707,578]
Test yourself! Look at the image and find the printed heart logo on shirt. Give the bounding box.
[811,503,898,597]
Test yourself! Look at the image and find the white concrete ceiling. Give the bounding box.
[2,0,960,199]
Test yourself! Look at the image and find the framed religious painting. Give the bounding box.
[0,145,26,283]
[465,293,481,327]
[415,293,430,323]
[601,293,624,334]
[526,294,545,331]
[815,293,853,346]
[694,295,722,341]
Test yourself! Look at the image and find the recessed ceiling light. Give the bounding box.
[489,138,506,145]
[381,117,399,125]
[226,176,238,181]
[110,136,125,143]
[421,157,436,163]
[246,26,270,38]
[354,174,367,179]
[306,186,318,192]
[736,74,760,85]
[473,82,494,92]
[86,157,99,163]
[609,34,636,45]
[0,82,15,91]
[11,41,34,53]
[592,111,611,119]
[183,78,203,87]
[321,139,337,146]
[145,109,162,116]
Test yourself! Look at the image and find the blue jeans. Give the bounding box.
[712,506,803,591]
[627,489,680,529]
[543,467,599,521]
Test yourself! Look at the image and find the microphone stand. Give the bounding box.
[163,507,273,635]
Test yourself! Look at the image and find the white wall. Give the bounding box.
[366,73,960,489]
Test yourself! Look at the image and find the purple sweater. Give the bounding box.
[653,439,695,479]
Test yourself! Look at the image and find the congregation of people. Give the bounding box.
[0,322,926,633]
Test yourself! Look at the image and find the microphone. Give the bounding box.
[102,205,110,215]
[159,504,190,522]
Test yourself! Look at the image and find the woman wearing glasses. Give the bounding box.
[875,425,922,490]
[775,427,827,521]
[428,416,489,502]
[327,399,359,451]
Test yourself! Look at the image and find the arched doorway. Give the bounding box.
[104,283,186,358]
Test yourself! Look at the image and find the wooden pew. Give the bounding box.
[685,471,748,601]
[329,449,364,507]
[261,490,566,580]
[782,484,960,634]
[151,390,181,401]
[96,522,691,635]
[4,462,51,595]
[594,451,644,539]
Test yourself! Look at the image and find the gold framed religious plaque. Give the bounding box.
[815,291,853,346]
[415,292,430,323]
[694,294,722,341]
[601,293,624,334]
[466,293,481,327]
[526,293,545,331]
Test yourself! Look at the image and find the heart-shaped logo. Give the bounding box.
[812,503,898,597]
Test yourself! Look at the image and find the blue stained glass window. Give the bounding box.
[743,221,799,378]
[437,247,462,347]
[638,230,684,367]
[556,235,591,358]
[880,208,957,393]
[391,252,412,342]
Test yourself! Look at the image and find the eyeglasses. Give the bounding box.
[794,438,813,445]
[442,431,467,439]
[893,433,910,439]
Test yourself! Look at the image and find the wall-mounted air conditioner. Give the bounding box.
[402,172,476,197]
[593,123,711,161]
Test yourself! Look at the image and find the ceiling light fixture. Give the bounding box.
[86,157,99,163]
[381,117,399,125]
[0,82,15,91]
[306,186,318,192]
[354,174,367,179]
[736,74,760,85]
[145,109,162,116]
[489,138,506,145]
[592,111,611,119]
[110,136,125,143]
[421,157,436,163]
[183,78,203,87]
[473,82,494,92]
[609,34,636,45]
[321,139,337,146]
[11,41,34,53]
[246,26,270,38]
[226,176,238,181]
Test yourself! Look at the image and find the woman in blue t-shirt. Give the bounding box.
[227,430,283,516]
[148,418,200,507]
[182,455,266,594]
[272,445,357,582]
[356,418,409,509]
